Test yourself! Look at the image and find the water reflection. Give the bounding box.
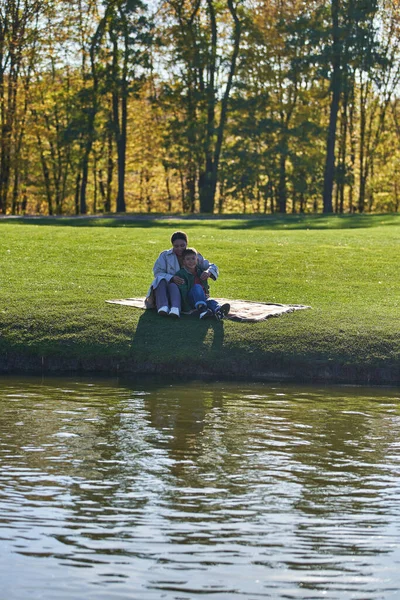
[0,377,400,599]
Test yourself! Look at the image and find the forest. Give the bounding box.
[1,0,400,215]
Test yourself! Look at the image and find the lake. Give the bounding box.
[0,376,399,599]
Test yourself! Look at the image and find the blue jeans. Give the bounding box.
[188,284,220,313]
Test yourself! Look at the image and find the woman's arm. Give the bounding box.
[197,253,219,280]
[153,251,174,281]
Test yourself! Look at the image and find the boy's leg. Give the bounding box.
[214,301,231,321]
[188,284,207,309]
[206,299,219,313]
[196,298,215,319]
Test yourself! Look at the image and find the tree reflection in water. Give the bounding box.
[0,377,399,599]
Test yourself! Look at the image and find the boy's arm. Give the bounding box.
[198,267,210,297]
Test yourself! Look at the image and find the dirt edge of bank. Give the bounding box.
[1,353,399,386]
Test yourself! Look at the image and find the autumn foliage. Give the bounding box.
[1,0,400,215]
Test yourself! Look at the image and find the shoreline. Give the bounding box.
[1,352,399,386]
[1,216,399,389]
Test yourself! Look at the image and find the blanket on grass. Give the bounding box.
[106,297,311,322]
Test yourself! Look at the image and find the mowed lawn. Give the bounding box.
[0,214,399,382]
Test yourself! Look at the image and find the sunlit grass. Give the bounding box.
[0,214,399,381]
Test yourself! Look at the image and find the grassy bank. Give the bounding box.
[0,214,399,384]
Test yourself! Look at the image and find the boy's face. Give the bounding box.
[183,253,197,270]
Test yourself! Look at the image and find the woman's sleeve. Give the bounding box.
[197,253,219,280]
[153,251,173,282]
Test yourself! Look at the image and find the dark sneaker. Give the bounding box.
[215,303,230,321]
[200,308,213,319]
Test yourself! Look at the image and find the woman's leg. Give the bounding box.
[154,279,169,312]
[168,281,181,310]
[167,281,181,318]
[188,284,207,309]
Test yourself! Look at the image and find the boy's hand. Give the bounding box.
[172,275,185,285]
[200,271,210,280]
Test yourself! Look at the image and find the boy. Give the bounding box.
[176,248,230,320]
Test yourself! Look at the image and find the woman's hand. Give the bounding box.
[172,275,185,285]
[200,271,210,281]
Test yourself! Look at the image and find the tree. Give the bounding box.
[158,0,243,213]
[93,0,151,213]
[356,0,400,211]
[320,0,382,212]
[0,0,43,213]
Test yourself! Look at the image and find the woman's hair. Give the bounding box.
[182,247,197,257]
[171,231,188,244]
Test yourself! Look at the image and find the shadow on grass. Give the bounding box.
[131,309,225,364]
[1,213,399,230]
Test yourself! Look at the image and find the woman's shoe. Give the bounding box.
[169,307,180,318]
[158,306,169,316]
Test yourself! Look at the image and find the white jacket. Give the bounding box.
[145,248,219,308]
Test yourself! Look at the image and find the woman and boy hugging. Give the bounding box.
[145,231,230,321]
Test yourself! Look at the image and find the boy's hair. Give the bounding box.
[171,231,188,244]
[182,247,197,258]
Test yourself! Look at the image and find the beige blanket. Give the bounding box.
[106,297,310,322]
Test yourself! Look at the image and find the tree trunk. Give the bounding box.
[218,179,225,213]
[198,0,217,213]
[110,26,126,214]
[198,0,241,213]
[106,130,113,212]
[186,161,196,212]
[367,157,374,211]
[93,152,97,214]
[74,172,81,216]
[178,168,185,211]
[348,90,356,213]
[113,89,127,213]
[322,0,341,214]
[358,80,367,212]
[36,132,53,215]
[11,168,19,215]
[278,151,287,213]
[0,75,14,213]
[116,118,126,212]
[198,167,214,213]
[80,155,89,214]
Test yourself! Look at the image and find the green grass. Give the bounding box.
[0,214,399,383]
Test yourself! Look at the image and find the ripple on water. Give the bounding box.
[1,378,400,599]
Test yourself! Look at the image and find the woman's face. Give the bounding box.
[172,239,187,256]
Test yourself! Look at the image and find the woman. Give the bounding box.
[145,231,219,318]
